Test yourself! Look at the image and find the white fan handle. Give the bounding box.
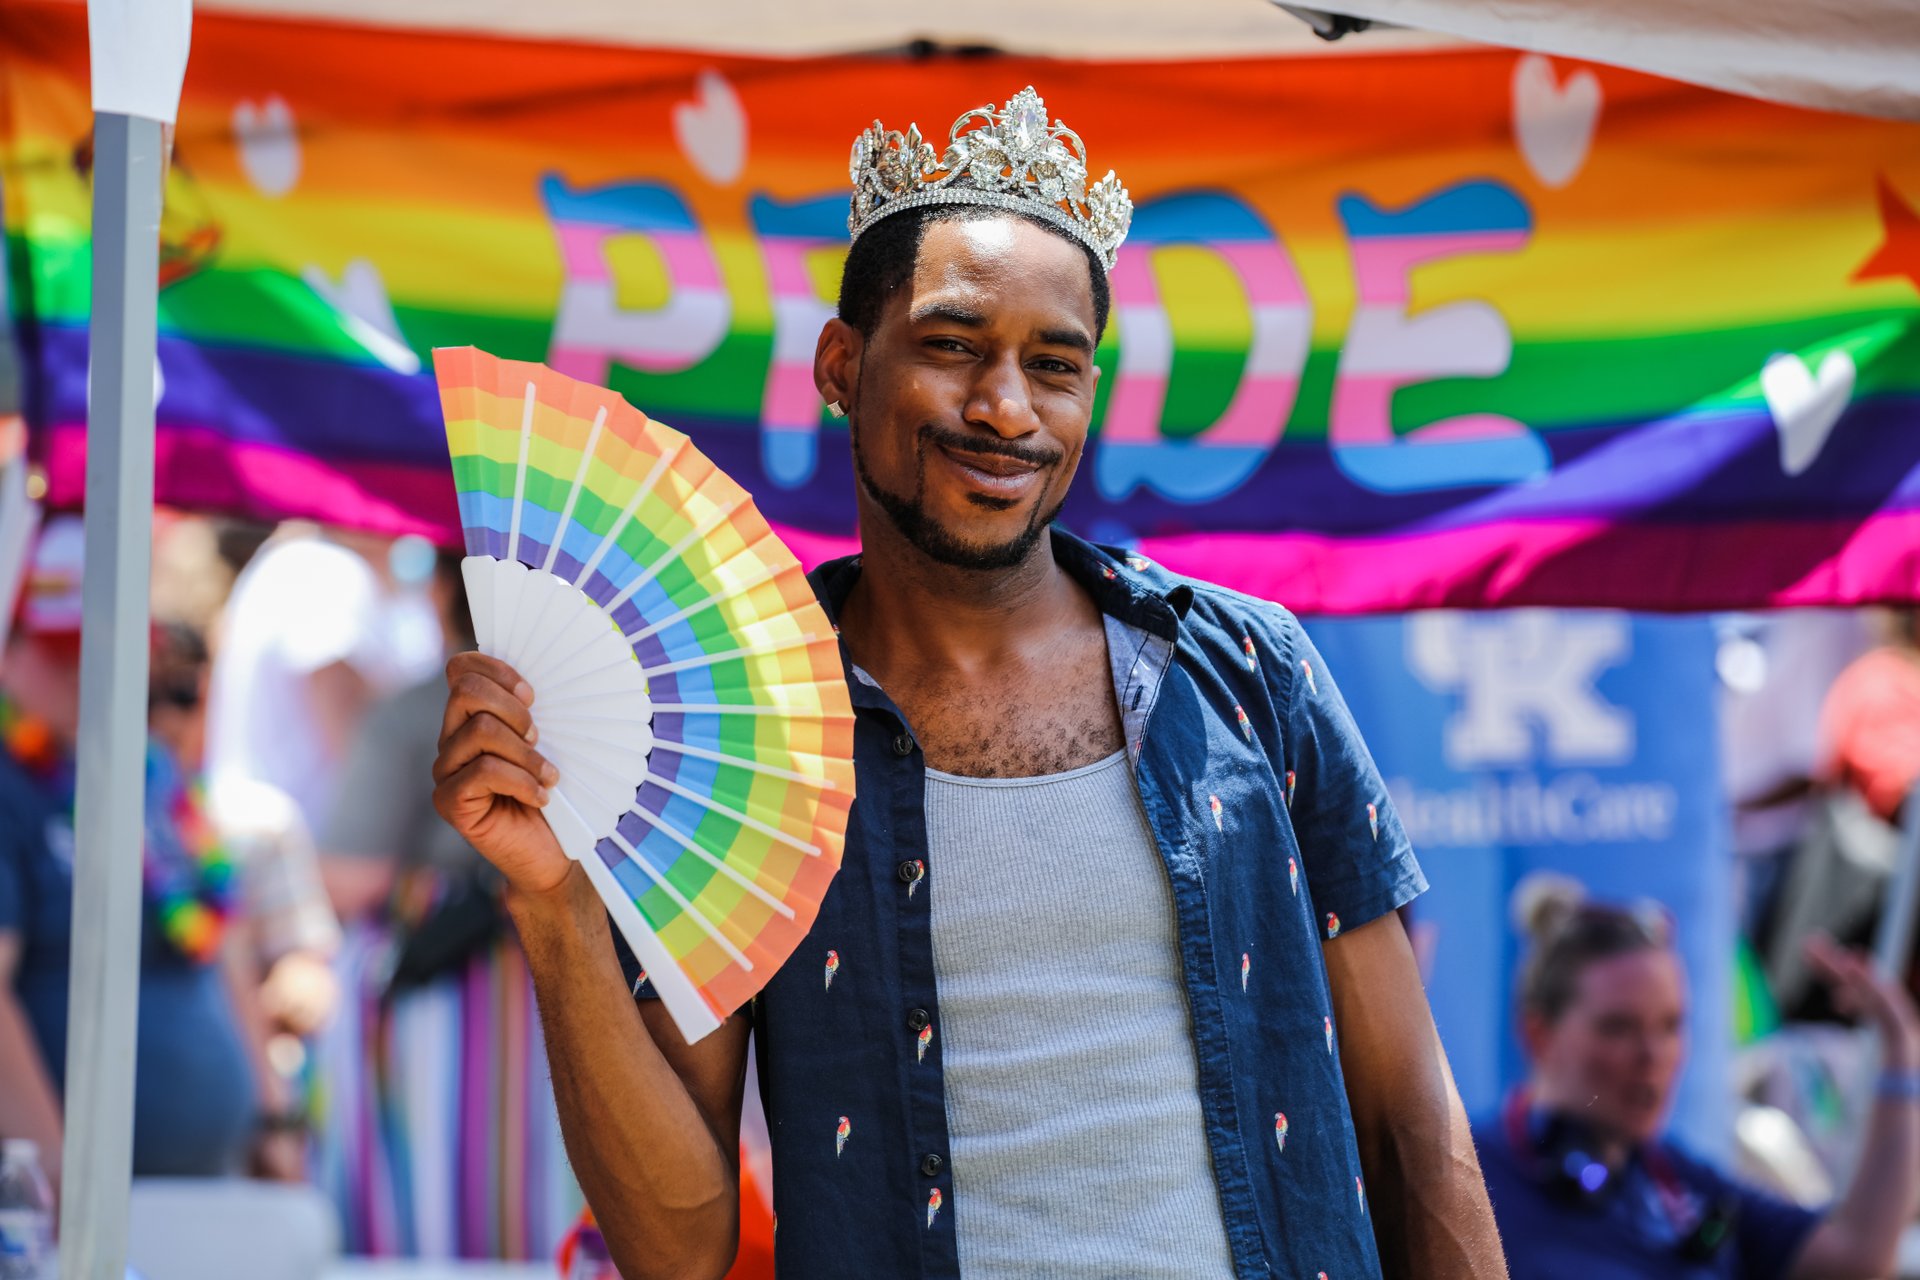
[548,791,725,1043]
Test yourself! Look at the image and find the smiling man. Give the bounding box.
[433,87,1506,1279]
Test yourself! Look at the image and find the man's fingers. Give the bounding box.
[441,663,537,746]
[432,711,558,787]
[446,649,532,701]
[434,754,550,821]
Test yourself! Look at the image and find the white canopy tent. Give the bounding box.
[200,0,1920,119]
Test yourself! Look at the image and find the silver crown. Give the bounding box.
[847,87,1133,272]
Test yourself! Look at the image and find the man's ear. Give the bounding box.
[814,317,862,413]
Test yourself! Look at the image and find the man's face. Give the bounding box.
[843,215,1100,571]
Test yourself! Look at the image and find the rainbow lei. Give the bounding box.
[0,697,236,962]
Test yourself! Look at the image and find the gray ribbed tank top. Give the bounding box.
[924,750,1237,1278]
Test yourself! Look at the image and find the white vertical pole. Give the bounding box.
[59,108,161,1280]
[69,5,191,1266]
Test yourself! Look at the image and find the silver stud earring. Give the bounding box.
[826,400,846,419]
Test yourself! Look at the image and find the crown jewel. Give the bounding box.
[847,87,1133,272]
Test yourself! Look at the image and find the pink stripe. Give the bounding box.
[652,230,724,291]
[1208,374,1298,447]
[770,514,1920,611]
[43,422,461,544]
[1108,249,1160,307]
[1328,375,1396,447]
[1137,513,1920,613]
[762,361,824,428]
[760,241,821,295]
[43,425,1920,612]
[1408,413,1533,444]
[554,223,722,290]
[1217,242,1309,304]
[767,520,859,568]
[1351,230,1528,301]
[1100,372,1170,445]
[553,223,612,283]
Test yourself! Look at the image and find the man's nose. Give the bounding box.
[962,350,1040,439]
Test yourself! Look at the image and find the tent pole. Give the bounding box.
[59,109,160,1280]
[1874,801,1920,985]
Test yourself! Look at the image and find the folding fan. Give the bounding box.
[434,347,856,1042]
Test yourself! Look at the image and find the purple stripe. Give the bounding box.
[26,324,1920,540]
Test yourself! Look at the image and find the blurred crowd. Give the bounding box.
[0,511,1916,1274]
[0,512,586,1262]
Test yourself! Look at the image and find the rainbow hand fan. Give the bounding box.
[434,347,855,1042]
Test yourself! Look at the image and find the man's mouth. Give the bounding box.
[931,439,1048,499]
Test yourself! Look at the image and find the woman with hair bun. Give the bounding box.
[1474,874,1920,1279]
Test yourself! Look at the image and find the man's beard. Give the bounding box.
[851,419,1067,572]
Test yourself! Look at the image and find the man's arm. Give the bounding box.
[1325,911,1507,1280]
[433,653,749,1280]
[515,870,751,1280]
[1786,937,1920,1280]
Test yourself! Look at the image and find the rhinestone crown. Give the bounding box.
[847,86,1133,272]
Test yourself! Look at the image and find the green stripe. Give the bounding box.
[12,235,1915,435]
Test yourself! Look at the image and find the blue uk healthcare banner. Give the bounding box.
[1304,611,1733,1154]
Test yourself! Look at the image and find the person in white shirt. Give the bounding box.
[206,523,436,835]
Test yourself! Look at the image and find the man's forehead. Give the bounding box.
[905,215,1097,330]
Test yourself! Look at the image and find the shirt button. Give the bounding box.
[906,1008,930,1032]
[891,732,915,758]
[920,1153,944,1177]
[897,860,924,885]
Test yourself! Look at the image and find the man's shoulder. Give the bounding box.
[1085,542,1309,654]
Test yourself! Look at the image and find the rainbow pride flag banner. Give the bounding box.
[1,2,1916,611]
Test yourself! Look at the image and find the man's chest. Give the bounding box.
[888,640,1123,778]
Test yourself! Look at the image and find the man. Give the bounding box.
[435,87,1505,1279]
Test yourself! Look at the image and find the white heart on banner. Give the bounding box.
[1762,350,1855,478]
[234,96,301,198]
[673,71,748,186]
[1512,54,1601,189]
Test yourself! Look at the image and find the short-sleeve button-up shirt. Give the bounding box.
[624,527,1427,1279]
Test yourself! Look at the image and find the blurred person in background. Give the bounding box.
[206,521,440,840]
[311,548,582,1256]
[0,517,284,1182]
[1819,608,1920,828]
[1713,613,1872,943]
[1475,877,1920,1279]
[149,620,341,1172]
[323,550,491,935]
[1762,609,1919,1022]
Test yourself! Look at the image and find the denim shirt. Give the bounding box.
[624,527,1427,1279]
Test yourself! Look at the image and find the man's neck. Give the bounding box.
[837,518,1088,686]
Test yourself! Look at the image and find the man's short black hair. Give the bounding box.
[836,203,1112,342]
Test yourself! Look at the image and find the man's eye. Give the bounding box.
[1031,358,1076,374]
[928,337,969,353]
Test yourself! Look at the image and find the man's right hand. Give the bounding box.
[432,652,570,896]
